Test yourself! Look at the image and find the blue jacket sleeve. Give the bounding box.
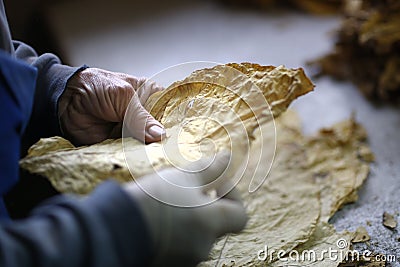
[13,41,87,154]
[0,181,154,267]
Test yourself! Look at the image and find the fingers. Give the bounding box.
[206,182,247,236]
[137,79,164,105]
[124,76,164,105]
[122,75,165,143]
[217,183,243,202]
[208,197,248,236]
[124,94,166,143]
[184,151,231,186]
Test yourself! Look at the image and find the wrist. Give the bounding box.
[123,182,168,263]
[57,65,89,135]
[82,180,154,265]
[58,66,88,118]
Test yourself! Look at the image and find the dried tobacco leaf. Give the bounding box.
[145,63,314,122]
[22,137,138,194]
[305,118,373,222]
[200,110,372,266]
[382,212,397,230]
[270,222,353,267]
[20,63,314,194]
[352,226,370,243]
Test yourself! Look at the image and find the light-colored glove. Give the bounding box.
[124,153,248,266]
[58,68,165,145]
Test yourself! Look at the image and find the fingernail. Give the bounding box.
[148,125,166,139]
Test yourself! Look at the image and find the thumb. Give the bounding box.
[124,94,165,143]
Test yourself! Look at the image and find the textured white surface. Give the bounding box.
[48,0,399,265]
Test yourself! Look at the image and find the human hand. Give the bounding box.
[58,68,165,145]
[123,153,248,266]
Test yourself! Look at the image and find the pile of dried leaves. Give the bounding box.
[20,63,378,266]
[221,0,400,102]
[312,0,400,102]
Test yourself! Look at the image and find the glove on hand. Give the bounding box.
[124,152,248,266]
[59,68,165,145]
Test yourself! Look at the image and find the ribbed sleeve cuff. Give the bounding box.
[46,63,88,133]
